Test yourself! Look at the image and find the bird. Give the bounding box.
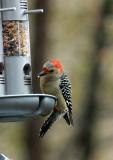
[37,59,74,137]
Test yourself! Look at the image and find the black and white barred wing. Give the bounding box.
[59,73,74,126]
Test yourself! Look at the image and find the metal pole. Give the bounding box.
[0,1,5,95]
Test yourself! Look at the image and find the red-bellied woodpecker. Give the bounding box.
[37,59,74,137]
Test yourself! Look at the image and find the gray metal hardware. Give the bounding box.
[0,62,5,95]
[0,7,16,12]
[0,94,57,122]
[24,9,44,14]
[2,0,31,94]
[0,2,5,95]
[0,154,10,160]
[1,0,28,21]
[4,56,32,94]
[1,0,44,95]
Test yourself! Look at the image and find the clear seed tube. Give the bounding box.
[3,21,30,56]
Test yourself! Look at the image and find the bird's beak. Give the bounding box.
[37,71,47,78]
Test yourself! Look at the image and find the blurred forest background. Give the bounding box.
[0,0,113,160]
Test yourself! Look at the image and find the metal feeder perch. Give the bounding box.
[0,0,56,121]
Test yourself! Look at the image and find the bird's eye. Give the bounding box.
[50,69,54,73]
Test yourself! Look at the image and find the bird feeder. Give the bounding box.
[0,0,57,121]
[2,0,31,94]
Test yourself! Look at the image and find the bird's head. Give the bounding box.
[37,59,63,79]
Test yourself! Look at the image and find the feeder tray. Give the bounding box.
[0,94,57,122]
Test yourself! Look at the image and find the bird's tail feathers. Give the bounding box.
[63,111,74,127]
[39,112,59,137]
[63,113,70,125]
[69,111,74,127]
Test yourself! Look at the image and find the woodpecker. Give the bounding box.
[37,59,74,137]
